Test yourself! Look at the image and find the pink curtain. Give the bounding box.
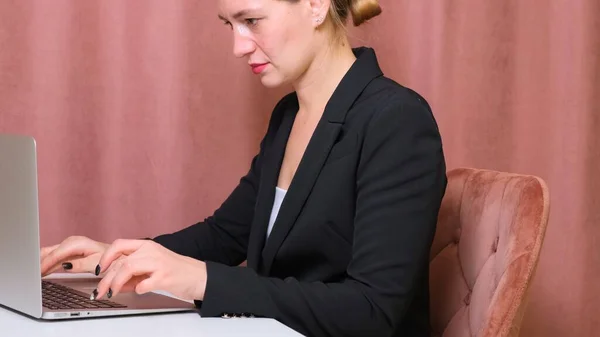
[360,1,599,336]
[0,0,287,243]
[1,0,597,336]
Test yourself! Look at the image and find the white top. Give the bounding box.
[266,187,288,239]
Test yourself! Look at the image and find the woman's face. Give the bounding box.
[218,0,324,88]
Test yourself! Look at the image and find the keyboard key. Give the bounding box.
[95,303,112,308]
[42,280,127,310]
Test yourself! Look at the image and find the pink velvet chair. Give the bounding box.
[429,168,550,337]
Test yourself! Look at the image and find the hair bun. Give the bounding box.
[349,0,382,26]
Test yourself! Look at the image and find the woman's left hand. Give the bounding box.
[92,239,207,301]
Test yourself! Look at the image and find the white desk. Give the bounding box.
[0,274,304,337]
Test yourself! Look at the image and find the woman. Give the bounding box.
[40,0,447,336]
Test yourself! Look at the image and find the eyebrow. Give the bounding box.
[218,9,258,21]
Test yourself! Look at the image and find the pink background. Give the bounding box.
[1,1,598,335]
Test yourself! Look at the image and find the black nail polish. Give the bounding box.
[62,262,73,270]
[90,289,98,300]
[94,264,101,276]
[107,288,113,299]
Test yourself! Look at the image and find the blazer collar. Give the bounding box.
[246,47,384,274]
[322,47,384,124]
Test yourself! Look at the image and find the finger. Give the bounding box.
[133,276,156,295]
[120,276,150,295]
[41,253,91,276]
[40,237,102,275]
[96,257,155,299]
[93,260,121,300]
[99,255,125,276]
[40,245,61,277]
[105,258,154,298]
[43,254,98,277]
[93,276,148,300]
[40,245,59,260]
[66,255,102,273]
[44,263,70,277]
[97,239,147,275]
[40,241,87,276]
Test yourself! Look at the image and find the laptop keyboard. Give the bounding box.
[42,280,127,310]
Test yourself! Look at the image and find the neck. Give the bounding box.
[292,37,356,119]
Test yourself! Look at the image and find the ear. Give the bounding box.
[306,0,331,27]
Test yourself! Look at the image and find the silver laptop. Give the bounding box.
[0,133,197,319]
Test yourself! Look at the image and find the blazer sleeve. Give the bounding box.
[196,94,447,337]
[151,98,286,266]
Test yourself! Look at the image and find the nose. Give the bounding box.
[232,27,255,58]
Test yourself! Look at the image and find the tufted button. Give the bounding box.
[464,292,471,305]
[492,236,499,253]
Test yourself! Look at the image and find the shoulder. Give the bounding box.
[349,76,441,139]
[354,77,446,181]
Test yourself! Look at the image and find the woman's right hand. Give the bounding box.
[40,236,109,277]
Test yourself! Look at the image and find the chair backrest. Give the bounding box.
[429,168,550,337]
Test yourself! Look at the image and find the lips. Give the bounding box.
[250,63,269,74]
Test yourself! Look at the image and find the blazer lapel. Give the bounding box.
[246,105,296,271]
[261,118,342,273]
[250,47,384,274]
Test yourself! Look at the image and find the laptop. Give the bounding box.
[0,133,197,319]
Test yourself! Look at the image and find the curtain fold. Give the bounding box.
[0,0,597,336]
[0,0,285,243]
[361,1,599,336]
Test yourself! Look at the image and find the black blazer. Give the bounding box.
[153,47,447,337]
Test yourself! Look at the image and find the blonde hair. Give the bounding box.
[284,0,382,28]
[330,0,382,27]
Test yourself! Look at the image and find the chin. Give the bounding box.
[259,76,283,88]
[259,71,291,89]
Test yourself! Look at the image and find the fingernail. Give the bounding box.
[94,264,101,276]
[107,288,112,299]
[90,289,98,301]
[62,262,73,270]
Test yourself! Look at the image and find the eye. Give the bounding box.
[245,18,259,26]
[223,21,232,29]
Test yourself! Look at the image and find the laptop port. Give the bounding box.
[70,312,80,317]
